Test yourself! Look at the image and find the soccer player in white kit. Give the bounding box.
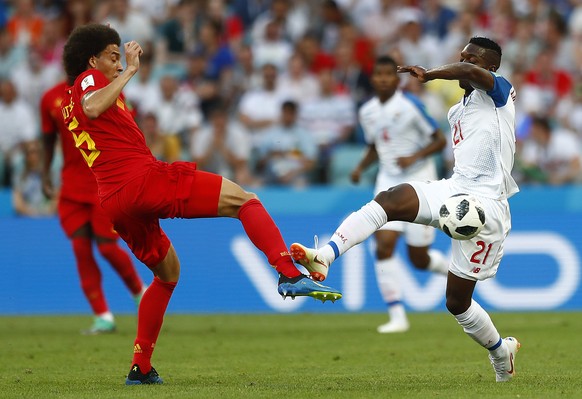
[352,55,448,334]
[291,37,521,382]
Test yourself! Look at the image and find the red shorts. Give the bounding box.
[58,196,119,239]
[100,162,222,268]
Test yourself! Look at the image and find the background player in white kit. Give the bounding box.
[291,37,521,382]
[352,55,448,333]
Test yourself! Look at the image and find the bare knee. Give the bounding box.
[153,245,180,282]
[374,184,419,222]
[218,178,258,217]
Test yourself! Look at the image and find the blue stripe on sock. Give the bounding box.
[328,241,340,259]
[488,337,503,351]
[387,300,401,307]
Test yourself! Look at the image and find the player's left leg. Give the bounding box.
[446,273,519,382]
[447,196,519,381]
[126,246,179,385]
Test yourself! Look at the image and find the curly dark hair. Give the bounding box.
[62,23,121,85]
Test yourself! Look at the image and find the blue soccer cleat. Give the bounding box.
[125,364,164,385]
[277,274,342,303]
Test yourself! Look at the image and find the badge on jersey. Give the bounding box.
[81,74,95,91]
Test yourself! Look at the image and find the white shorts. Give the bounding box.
[374,165,437,247]
[408,179,512,281]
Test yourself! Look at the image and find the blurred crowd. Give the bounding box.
[2,0,582,217]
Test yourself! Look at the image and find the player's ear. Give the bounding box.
[89,56,97,68]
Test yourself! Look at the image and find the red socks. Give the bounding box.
[132,277,177,373]
[238,199,301,278]
[97,242,144,295]
[71,237,108,314]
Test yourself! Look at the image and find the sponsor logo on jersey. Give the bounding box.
[81,74,95,91]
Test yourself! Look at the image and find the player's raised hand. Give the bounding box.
[124,41,143,71]
[397,65,429,82]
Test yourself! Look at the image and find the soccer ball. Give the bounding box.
[438,194,485,240]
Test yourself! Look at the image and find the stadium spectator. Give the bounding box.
[332,40,372,108]
[299,67,356,182]
[0,26,26,80]
[140,73,202,162]
[61,23,340,385]
[155,0,200,67]
[238,62,285,150]
[232,0,271,30]
[396,8,441,69]
[276,52,319,105]
[250,0,308,44]
[421,0,457,40]
[256,100,318,187]
[251,19,293,71]
[517,116,582,185]
[100,0,155,54]
[40,81,147,334]
[190,104,255,186]
[295,32,335,74]
[10,46,62,117]
[555,77,582,137]
[13,140,56,217]
[0,79,37,187]
[205,0,245,48]
[230,44,262,107]
[6,0,44,47]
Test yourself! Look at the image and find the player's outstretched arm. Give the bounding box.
[398,62,495,91]
[82,41,142,119]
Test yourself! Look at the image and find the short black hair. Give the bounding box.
[62,23,121,85]
[375,55,398,69]
[469,36,502,57]
[282,100,298,112]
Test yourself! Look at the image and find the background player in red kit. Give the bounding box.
[41,81,147,335]
[61,23,341,385]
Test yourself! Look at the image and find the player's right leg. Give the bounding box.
[177,170,342,302]
[291,184,420,279]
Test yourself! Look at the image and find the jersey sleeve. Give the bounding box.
[76,69,109,99]
[486,72,514,108]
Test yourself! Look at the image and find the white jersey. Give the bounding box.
[359,90,438,178]
[448,72,519,200]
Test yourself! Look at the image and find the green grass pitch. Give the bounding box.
[2,312,581,399]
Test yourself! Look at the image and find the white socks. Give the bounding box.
[427,249,449,275]
[319,200,388,264]
[454,300,505,356]
[97,311,114,322]
[375,257,402,304]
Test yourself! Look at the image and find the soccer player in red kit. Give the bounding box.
[61,23,341,385]
[41,81,147,335]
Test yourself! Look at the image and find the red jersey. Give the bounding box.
[63,69,157,200]
[41,81,98,203]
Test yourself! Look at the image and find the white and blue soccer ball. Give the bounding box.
[438,194,485,240]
